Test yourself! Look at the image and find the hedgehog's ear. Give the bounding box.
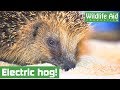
[32,22,41,37]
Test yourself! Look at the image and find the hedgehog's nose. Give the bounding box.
[62,61,76,71]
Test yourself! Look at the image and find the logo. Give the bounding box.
[0,66,60,79]
[85,12,119,22]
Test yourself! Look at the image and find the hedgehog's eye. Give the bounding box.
[47,38,58,48]
[32,22,41,37]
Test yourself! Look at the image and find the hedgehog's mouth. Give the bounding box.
[41,57,76,71]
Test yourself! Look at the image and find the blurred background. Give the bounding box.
[87,12,120,63]
[90,11,120,41]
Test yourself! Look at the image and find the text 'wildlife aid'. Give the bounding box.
[0,66,60,78]
[85,12,119,22]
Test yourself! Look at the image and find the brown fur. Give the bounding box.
[0,11,90,70]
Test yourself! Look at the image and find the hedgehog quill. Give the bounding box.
[0,11,90,71]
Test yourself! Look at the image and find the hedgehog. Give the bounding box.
[0,11,90,71]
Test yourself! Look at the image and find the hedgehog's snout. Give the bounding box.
[45,36,77,71]
[62,59,76,71]
[50,55,76,71]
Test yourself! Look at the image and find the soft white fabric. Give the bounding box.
[60,55,120,79]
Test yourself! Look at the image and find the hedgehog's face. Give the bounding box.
[0,19,88,71]
[0,11,89,71]
[12,20,84,71]
[0,20,87,71]
[29,22,77,71]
